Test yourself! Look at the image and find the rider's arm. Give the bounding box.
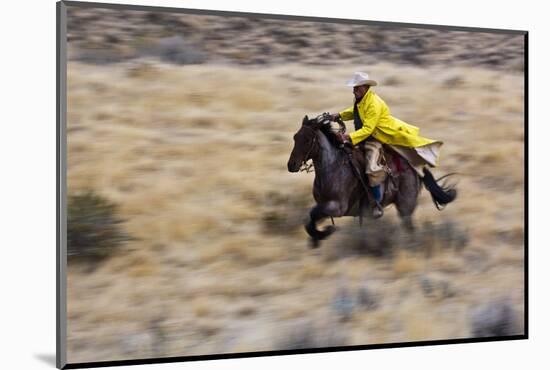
[348,101,382,145]
[338,106,354,121]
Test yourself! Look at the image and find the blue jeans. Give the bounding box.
[371,184,382,203]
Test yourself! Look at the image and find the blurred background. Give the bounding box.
[65,5,525,363]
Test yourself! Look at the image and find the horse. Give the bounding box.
[287,115,456,247]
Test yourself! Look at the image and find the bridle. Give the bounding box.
[298,125,318,173]
[298,115,346,173]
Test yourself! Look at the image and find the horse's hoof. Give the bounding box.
[319,225,337,239]
[305,223,317,238]
[309,238,320,249]
[325,225,338,234]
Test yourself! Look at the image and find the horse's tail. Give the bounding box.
[421,168,457,210]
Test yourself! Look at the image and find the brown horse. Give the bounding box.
[287,115,456,247]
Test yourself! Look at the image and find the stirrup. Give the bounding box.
[372,202,384,219]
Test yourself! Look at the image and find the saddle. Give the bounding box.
[347,141,404,206]
[354,142,407,177]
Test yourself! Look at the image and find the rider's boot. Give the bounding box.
[371,184,384,219]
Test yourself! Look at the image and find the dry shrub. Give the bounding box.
[125,61,159,79]
[470,298,522,337]
[139,36,207,65]
[332,286,355,322]
[329,218,400,259]
[196,320,222,337]
[261,190,310,235]
[443,76,465,88]
[274,319,348,350]
[383,76,402,86]
[68,190,133,264]
[74,47,127,65]
[328,217,469,260]
[418,275,457,299]
[357,282,380,310]
[408,219,470,257]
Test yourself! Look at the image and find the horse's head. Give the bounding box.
[287,115,323,172]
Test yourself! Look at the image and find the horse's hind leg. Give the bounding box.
[395,171,421,233]
[400,215,415,232]
[305,202,341,248]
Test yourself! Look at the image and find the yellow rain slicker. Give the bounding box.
[339,90,440,148]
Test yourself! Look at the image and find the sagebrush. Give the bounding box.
[68,191,132,262]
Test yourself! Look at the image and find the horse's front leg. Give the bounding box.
[305,201,344,248]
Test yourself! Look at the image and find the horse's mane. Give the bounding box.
[321,125,342,148]
[306,119,342,148]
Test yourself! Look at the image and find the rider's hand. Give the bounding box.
[329,113,341,121]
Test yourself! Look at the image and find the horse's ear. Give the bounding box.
[302,115,309,125]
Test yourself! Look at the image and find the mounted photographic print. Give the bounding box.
[57,1,527,368]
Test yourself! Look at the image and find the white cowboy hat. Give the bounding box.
[346,72,378,87]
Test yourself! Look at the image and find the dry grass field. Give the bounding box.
[65,7,525,364]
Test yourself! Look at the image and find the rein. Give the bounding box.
[341,143,372,199]
[299,126,318,173]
